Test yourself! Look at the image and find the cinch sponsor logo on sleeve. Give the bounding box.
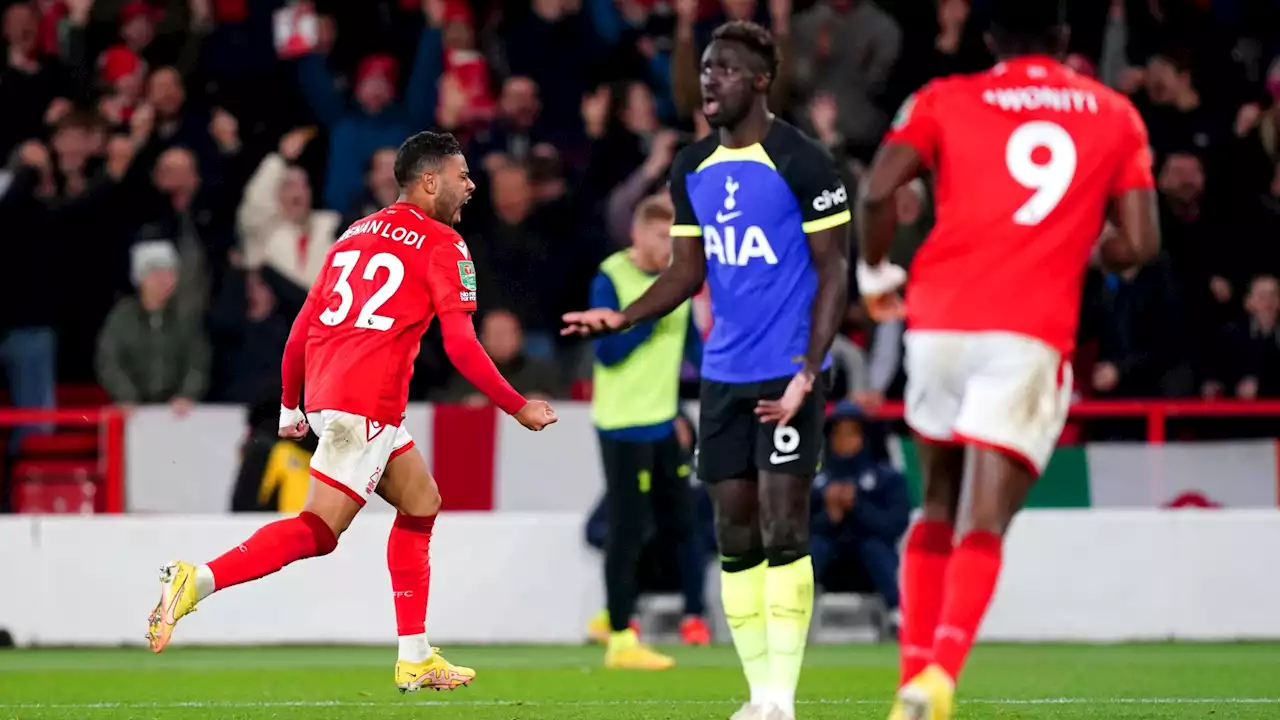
[811,185,847,213]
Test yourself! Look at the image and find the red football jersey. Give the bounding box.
[886,56,1155,352]
[288,201,478,425]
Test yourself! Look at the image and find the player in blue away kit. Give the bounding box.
[564,21,850,720]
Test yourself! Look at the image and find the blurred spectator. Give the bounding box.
[435,2,496,134]
[1203,275,1280,401]
[791,0,900,160]
[467,76,548,170]
[230,383,317,512]
[237,126,339,293]
[810,401,908,640]
[96,240,210,412]
[92,45,147,127]
[296,3,442,211]
[604,128,679,248]
[583,81,663,211]
[1155,151,1237,346]
[467,162,567,347]
[138,144,229,317]
[501,0,599,145]
[340,146,399,230]
[207,262,291,404]
[1079,254,1191,404]
[146,66,239,175]
[0,1,69,158]
[432,309,564,404]
[1231,57,1280,199]
[1136,50,1230,163]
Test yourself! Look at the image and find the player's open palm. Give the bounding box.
[561,308,627,338]
[515,400,558,431]
[755,371,814,427]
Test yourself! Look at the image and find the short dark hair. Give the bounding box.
[393,131,463,187]
[711,20,779,82]
[989,0,1066,56]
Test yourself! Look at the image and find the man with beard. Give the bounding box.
[145,131,557,693]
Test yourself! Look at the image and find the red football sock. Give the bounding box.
[932,531,1003,682]
[387,514,435,636]
[207,511,337,592]
[900,520,954,684]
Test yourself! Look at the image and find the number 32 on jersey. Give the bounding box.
[1006,121,1077,227]
[318,250,405,331]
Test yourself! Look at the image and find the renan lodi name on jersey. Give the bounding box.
[338,219,429,249]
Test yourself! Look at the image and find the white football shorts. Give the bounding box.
[305,409,416,506]
[903,330,1072,474]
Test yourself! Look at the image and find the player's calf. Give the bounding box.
[757,477,815,720]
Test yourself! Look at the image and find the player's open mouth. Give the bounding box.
[703,98,721,116]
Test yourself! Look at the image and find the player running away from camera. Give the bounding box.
[564,21,850,720]
[146,131,558,692]
[856,2,1159,719]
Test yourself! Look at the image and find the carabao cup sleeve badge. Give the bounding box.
[457,260,477,291]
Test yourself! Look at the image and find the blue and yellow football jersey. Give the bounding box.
[669,120,851,384]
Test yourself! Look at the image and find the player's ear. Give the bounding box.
[421,170,437,195]
[754,70,771,93]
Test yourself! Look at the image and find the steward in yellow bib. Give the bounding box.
[589,194,703,669]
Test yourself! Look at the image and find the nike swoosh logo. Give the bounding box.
[769,452,800,465]
[715,211,742,223]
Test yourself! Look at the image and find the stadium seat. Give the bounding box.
[635,593,688,644]
[810,592,884,644]
[11,459,99,514]
[18,431,99,458]
[55,383,111,408]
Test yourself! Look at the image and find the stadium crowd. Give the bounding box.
[1,0,1279,422]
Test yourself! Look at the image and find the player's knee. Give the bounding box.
[398,486,441,518]
[714,515,760,561]
[298,510,340,556]
[761,515,810,567]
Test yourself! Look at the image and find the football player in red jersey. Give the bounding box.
[855,2,1159,718]
[146,132,557,693]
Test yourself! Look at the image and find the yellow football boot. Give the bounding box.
[603,628,675,670]
[395,649,476,692]
[586,608,611,644]
[896,664,955,720]
[146,561,199,653]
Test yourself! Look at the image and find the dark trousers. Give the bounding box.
[599,432,694,632]
[811,532,901,610]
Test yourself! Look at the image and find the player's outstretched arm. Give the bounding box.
[621,235,707,328]
[439,311,557,431]
[561,236,706,338]
[1101,189,1160,271]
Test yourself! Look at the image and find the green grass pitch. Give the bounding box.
[2,644,1278,719]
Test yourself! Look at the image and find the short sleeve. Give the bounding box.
[781,136,851,235]
[1109,100,1156,197]
[668,151,702,239]
[883,85,942,169]
[426,236,478,315]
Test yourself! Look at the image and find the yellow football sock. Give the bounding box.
[721,561,770,703]
[765,555,814,713]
